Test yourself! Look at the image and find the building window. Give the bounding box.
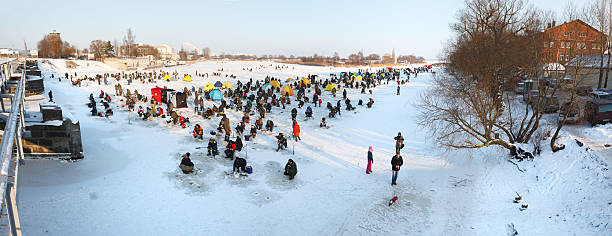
[550,41,554,48]
[566,42,571,48]
[579,33,586,38]
[563,32,569,37]
[593,43,601,50]
[544,42,549,48]
[577,42,586,49]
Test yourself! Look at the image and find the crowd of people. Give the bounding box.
[65,63,429,185]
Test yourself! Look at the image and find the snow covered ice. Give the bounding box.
[17,60,612,235]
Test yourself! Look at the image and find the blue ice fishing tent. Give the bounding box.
[214,81,223,87]
[210,89,223,101]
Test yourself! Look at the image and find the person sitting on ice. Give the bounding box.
[193,124,203,139]
[366,98,374,108]
[138,106,144,117]
[233,157,247,173]
[284,159,298,180]
[105,108,113,117]
[275,133,287,152]
[320,117,327,128]
[204,108,213,119]
[179,152,194,174]
[143,107,152,120]
[225,140,236,159]
[91,106,98,116]
[265,120,274,132]
[178,116,187,128]
[305,106,313,118]
[207,138,218,156]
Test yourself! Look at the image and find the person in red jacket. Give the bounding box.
[225,140,236,159]
[193,124,203,139]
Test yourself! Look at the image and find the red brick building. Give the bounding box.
[540,19,607,63]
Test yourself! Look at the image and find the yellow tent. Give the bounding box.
[281,85,294,96]
[183,75,192,81]
[355,75,362,81]
[325,83,337,91]
[286,78,295,82]
[269,80,281,89]
[222,81,234,89]
[163,74,172,81]
[300,78,311,86]
[203,83,215,91]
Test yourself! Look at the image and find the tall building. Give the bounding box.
[392,49,397,64]
[49,30,61,40]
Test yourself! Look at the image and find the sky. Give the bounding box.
[0,0,593,59]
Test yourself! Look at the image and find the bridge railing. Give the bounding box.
[0,59,24,236]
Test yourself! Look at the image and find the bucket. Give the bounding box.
[246,166,253,174]
[244,135,251,141]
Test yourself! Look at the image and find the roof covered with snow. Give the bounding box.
[566,54,611,69]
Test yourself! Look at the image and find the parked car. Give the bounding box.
[531,95,559,113]
[558,102,579,124]
[585,99,612,126]
[591,90,612,100]
[515,82,524,94]
[524,89,539,103]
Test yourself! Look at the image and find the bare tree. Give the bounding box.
[202,47,211,59]
[123,28,136,57]
[563,0,580,21]
[417,0,565,158]
[113,39,120,57]
[604,0,612,88]
[90,40,106,59]
[584,0,610,88]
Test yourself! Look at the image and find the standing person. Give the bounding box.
[207,138,218,157]
[391,152,403,185]
[222,115,231,142]
[366,146,373,174]
[396,86,400,95]
[292,120,301,141]
[394,132,404,153]
[48,90,53,102]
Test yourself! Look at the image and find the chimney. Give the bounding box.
[552,21,556,27]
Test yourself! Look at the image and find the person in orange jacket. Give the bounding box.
[292,121,301,141]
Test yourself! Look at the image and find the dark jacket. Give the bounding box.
[368,151,373,162]
[208,140,218,150]
[181,157,194,167]
[235,137,243,151]
[284,161,297,177]
[394,135,404,144]
[391,155,403,171]
[234,157,247,168]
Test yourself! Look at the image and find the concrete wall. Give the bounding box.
[22,119,84,159]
